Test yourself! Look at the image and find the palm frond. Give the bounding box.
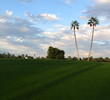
[70,20,79,30]
[88,17,99,27]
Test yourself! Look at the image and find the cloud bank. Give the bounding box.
[1,7,110,58]
[84,0,110,22]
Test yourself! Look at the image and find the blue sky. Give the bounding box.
[0,0,93,25]
[0,0,110,58]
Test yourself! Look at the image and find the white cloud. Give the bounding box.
[65,0,75,4]
[6,10,13,16]
[6,36,24,42]
[0,19,7,23]
[92,0,110,3]
[20,27,29,32]
[61,34,73,40]
[38,13,59,21]
[25,12,60,23]
[43,32,58,39]
[54,24,64,28]
[24,12,37,23]
[80,16,89,20]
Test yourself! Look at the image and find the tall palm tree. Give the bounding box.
[87,17,99,61]
[70,20,80,60]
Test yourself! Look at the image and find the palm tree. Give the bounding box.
[70,20,80,60]
[87,17,99,61]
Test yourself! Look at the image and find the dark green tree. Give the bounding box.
[105,57,110,62]
[47,46,65,59]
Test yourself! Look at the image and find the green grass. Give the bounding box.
[0,59,110,100]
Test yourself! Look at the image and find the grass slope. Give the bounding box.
[0,59,110,100]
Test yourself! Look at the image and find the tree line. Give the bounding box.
[1,50,110,62]
[0,53,34,59]
[0,46,65,59]
[1,52,110,62]
[66,56,110,62]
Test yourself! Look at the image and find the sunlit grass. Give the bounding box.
[0,59,110,100]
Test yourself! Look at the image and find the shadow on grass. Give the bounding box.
[12,63,102,100]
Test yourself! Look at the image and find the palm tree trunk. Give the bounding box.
[88,25,94,61]
[74,29,80,60]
